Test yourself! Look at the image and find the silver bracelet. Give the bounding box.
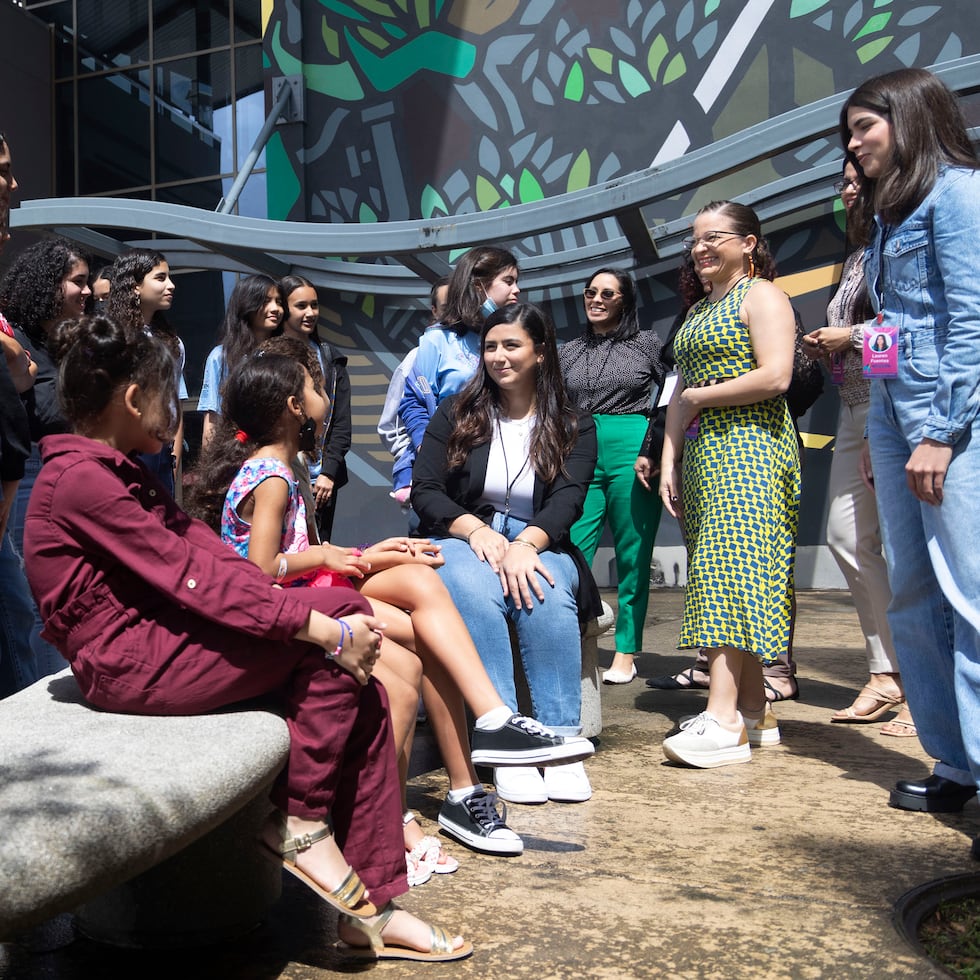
[275,556,288,581]
[466,524,487,544]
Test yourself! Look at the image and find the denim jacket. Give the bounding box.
[864,166,980,445]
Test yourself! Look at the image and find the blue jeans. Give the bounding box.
[9,448,68,682]
[0,531,40,696]
[869,375,980,788]
[435,513,583,734]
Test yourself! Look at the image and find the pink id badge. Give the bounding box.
[863,315,898,378]
[830,353,845,385]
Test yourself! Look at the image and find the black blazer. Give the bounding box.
[412,396,602,622]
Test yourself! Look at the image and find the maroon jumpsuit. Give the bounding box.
[25,435,407,904]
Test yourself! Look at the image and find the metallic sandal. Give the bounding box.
[336,902,473,962]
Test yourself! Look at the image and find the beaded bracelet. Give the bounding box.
[275,556,288,581]
[329,618,354,659]
[510,538,538,553]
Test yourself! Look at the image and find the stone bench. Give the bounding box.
[0,669,289,948]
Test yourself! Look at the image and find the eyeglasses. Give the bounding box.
[681,230,743,251]
[583,287,621,301]
[834,178,860,193]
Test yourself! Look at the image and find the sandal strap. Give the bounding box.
[859,685,904,705]
[428,925,455,955]
[280,824,333,863]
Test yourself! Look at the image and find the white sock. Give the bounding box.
[474,705,514,731]
[447,784,482,804]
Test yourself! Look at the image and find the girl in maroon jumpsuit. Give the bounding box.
[23,315,470,962]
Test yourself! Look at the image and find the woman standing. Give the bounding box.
[802,157,912,735]
[659,202,800,768]
[841,69,980,826]
[104,249,186,496]
[278,275,351,542]
[199,274,283,448]
[560,268,664,684]
[412,304,601,804]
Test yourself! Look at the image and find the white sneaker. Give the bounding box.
[494,765,547,804]
[602,663,637,685]
[662,711,751,768]
[743,705,781,746]
[543,761,592,802]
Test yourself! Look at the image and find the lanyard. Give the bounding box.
[497,418,532,519]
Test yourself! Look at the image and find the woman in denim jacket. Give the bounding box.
[841,68,980,833]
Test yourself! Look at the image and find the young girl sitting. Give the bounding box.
[24,315,470,962]
[186,347,593,874]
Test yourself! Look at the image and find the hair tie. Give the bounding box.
[235,430,249,444]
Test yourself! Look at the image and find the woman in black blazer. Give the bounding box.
[412,304,600,805]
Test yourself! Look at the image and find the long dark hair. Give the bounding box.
[677,201,776,306]
[840,68,979,246]
[185,352,307,531]
[440,245,519,333]
[0,238,91,345]
[446,303,578,483]
[278,274,319,338]
[584,266,640,339]
[104,248,180,359]
[841,153,874,322]
[217,274,282,376]
[50,315,177,439]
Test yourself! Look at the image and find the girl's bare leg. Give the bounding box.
[361,567,507,717]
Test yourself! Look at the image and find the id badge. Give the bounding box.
[863,315,898,378]
[830,353,845,385]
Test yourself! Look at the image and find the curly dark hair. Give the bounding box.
[677,201,776,308]
[185,352,307,531]
[104,248,180,359]
[216,274,283,378]
[0,238,91,345]
[51,315,178,440]
[446,303,578,484]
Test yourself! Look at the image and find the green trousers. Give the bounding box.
[571,413,663,653]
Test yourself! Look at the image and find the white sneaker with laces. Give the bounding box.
[543,761,592,802]
[494,765,547,804]
[743,705,780,746]
[662,711,751,768]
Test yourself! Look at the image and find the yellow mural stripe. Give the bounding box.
[261,0,273,35]
[352,394,386,406]
[775,263,843,299]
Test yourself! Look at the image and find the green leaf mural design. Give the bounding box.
[587,47,615,74]
[358,201,378,223]
[273,22,365,99]
[476,174,502,210]
[518,168,544,204]
[567,149,592,193]
[789,0,831,15]
[663,51,687,84]
[705,0,720,15]
[854,12,891,40]
[318,0,370,23]
[647,34,669,78]
[266,133,301,221]
[857,36,893,61]
[619,60,652,96]
[420,184,448,219]
[564,61,585,101]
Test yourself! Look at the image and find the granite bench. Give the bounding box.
[0,669,289,948]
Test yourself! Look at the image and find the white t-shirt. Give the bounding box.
[482,415,536,522]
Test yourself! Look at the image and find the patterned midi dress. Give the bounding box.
[672,278,801,664]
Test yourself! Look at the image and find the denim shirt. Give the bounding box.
[864,166,980,445]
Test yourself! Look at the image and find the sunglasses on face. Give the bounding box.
[583,287,621,301]
[681,230,743,251]
[834,178,860,193]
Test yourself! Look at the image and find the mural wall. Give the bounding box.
[264,0,980,576]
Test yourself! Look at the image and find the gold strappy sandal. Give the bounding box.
[336,902,473,962]
[260,814,376,919]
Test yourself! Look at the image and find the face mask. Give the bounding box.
[480,295,498,319]
[298,415,317,454]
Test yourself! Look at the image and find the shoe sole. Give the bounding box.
[888,789,975,813]
[746,728,781,747]
[436,815,524,855]
[545,791,592,802]
[662,743,752,768]
[495,789,548,805]
[471,739,595,768]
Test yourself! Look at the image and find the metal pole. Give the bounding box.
[217,79,294,215]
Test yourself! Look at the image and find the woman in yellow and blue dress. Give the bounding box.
[658,201,800,769]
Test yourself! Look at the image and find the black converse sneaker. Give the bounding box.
[438,790,523,855]
[470,714,595,767]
